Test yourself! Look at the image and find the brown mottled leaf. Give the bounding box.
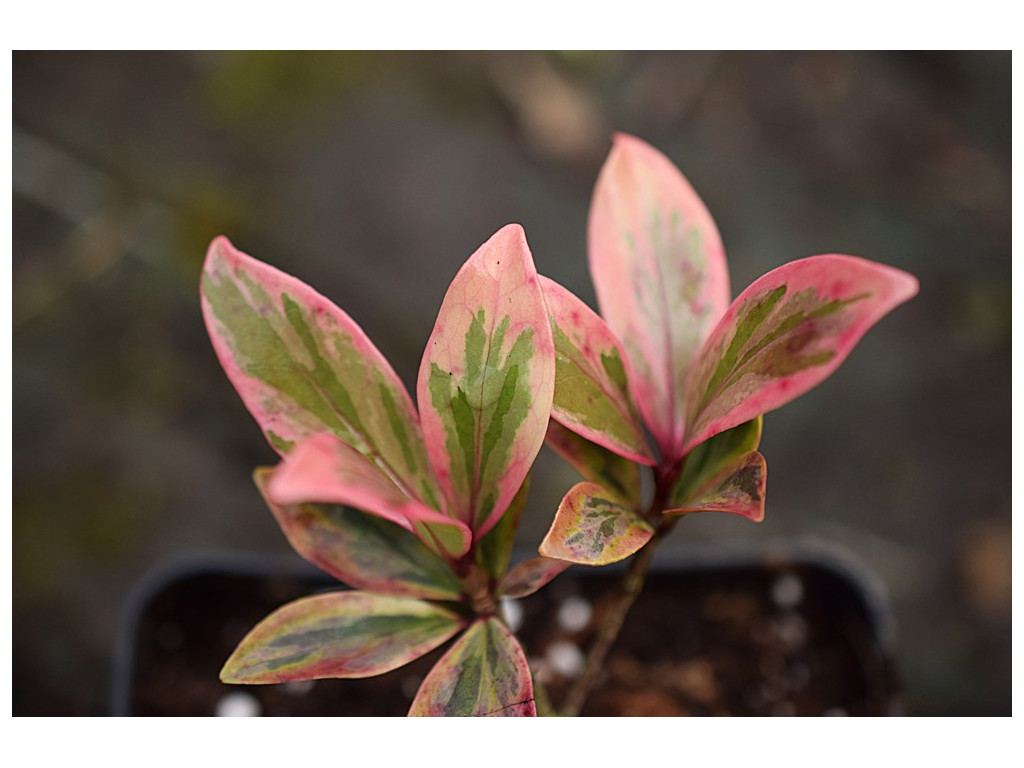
[665,450,767,522]
[539,481,653,566]
[498,557,569,599]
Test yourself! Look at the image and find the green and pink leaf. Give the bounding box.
[545,420,641,508]
[540,275,653,465]
[253,468,462,600]
[539,481,653,566]
[266,434,470,559]
[221,592,465,684]
[408,617,536,717]
[589,134,731,461]
[683,254,919,452]
[418,224,555,537]
[200,237,442,508]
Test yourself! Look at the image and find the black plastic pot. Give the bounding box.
[111,539,901,716]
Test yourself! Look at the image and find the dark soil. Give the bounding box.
[116,554,900,716]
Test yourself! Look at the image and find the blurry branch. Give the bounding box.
[486,52,609,166]
[13,126,177,329]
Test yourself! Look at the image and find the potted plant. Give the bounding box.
[118,134,916,716]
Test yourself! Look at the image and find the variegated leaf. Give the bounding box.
[683,255,919,452]
[253,468,462,600]
[589,134,731,462]
[540,275,654,465]
[539,481,653,566]
[418,224,555,537]
[408,617,536,717]
[266,433,470,559]
[201,237,442,508]
[475,475,530,580]
[545,419,641,508]
[221,591,465,684]
[670,417,762,508]
[665,450,767,522]
[499,557,569,599]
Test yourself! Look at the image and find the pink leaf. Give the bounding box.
[417,224,555,537]
[221,591,465,684]
[589,134,730,461]
[408,617,536,717]
[266,433,470,559]
[540,275,654,465]
[683,254,919,452]
[200,237,443,509]
[253,468,463,600]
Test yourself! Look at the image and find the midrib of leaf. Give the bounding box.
[646,208,679,443]
[469,327,492,528]
[466,310,500,525]
[458,301,532,529]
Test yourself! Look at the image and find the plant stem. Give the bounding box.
[558,462,681,717]
[557,530,661,716]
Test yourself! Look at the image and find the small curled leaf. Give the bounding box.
[540,481,653,566]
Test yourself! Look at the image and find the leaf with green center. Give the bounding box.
[408,617,536,717]
[201,237,442,509]
[669,417,762,508]
[475,475,530,580]
[665,451,767,522]
[221,591,465,684]
[589,134,731,462]
[266,434,470,559]
[253,468,462,600]
[499,557,569,599]
[540,275,654,465]
[545,419,641,508]
[418,224,555,537]
[683,255,919,452]
[539,481,654,566]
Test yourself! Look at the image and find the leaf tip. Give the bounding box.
[218,655,244,684]
[202,235,237,274]
[495,221,527,241]
[890,265,920,305]
[609,131,645,152]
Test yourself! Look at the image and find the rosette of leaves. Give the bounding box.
[539,134,919,566]
[201,224,567,716]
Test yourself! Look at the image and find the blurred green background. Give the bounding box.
[13,51,1010,715]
